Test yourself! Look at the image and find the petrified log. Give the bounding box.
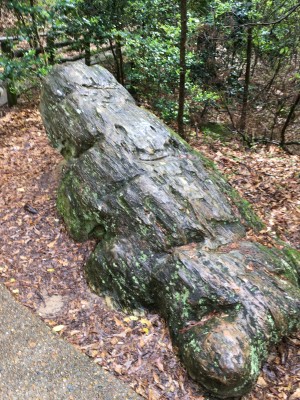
[40,61,300,399]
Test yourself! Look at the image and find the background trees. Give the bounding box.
[0,0,299,151]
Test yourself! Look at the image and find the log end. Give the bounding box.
[181,318,263,398]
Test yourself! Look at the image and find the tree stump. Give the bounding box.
[40,61,300,398]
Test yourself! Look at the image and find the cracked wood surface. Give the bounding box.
[40,61,300,399]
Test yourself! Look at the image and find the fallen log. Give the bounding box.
[40,61,300,399]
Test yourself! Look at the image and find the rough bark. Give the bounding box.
[40,62,300,399]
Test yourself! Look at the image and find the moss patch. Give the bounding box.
[201,122,233,143]
[57,171,104,242]
[224,187,265,231]
[257,244,299,286]
[282,246,300,284]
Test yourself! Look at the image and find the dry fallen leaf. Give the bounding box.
[114,364,123,375]
[148,387,161,400]
[52,325,65,332]
[257,376,268,388]
[140,318,152,328]
[155,358,165,372]
[289,387,300,400]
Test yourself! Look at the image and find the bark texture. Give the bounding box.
[40,62,300,399]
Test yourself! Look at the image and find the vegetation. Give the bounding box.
[1,0,300,148]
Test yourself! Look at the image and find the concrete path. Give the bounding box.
[0,284,141,400]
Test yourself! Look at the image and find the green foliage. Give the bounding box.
[1,0,300,144]
[4,1,49,40]
[51,0,104,43]
[0,49,50,95]
[121,4,219,123]
[201,122,233,143]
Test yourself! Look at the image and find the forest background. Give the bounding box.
[1,0,300,149]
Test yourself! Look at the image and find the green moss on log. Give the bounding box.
[223,187,265,231]
[41,62,300,399]
[57,170,105,242]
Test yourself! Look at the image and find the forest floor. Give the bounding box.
[0,98,299,400]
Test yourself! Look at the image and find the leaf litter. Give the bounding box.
[0,100,299,400]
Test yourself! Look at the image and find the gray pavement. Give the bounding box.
[0,284,141,400]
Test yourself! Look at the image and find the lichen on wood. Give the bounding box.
[40,61,300,399]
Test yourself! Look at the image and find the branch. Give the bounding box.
[0,33,48,42]
[11,41,75,58]
[243,2,300,27]
[280,91,300,145]
[252,138,300,147]
[58,54,84,63]
[58,46,114,64]
[282,141,300,146]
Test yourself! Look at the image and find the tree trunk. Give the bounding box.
[177,0,187,139]
[116,39,124,85]
[109,38,121,83]
[46,33,55,65]
[239,27,252,134]
[40,62,300,399]
[6,81,17,107]
[29,0,43,51]
[280,91,300,146]
[84,36,91,66]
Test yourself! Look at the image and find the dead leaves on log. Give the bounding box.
[0,102,299,399]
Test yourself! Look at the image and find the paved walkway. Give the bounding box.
[0,284,140,399]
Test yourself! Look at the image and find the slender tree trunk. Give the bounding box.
[29,0,43,51]
[116,39,124,85]
[177,0,187,139]
[251,47,258,76]
[6,81,17,107]
[270,99,284,141]
[84,36,91,66]
[265,60,281,93]
[109,38,121,83]
[46,33,55,65]
[280,91,300,146]
[239,27,252,133]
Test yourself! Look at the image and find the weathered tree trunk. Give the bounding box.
[40,62,300,399]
